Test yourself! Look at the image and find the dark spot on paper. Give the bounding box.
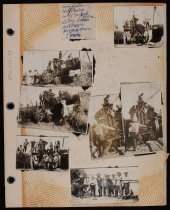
[161,93,163,105]
[72,132,81,137]
[70,39,81,42]
[93,55,96,82]
[81,48,92,51]
[119,92,121,101]
[82,86,90,91]
[86,123,90,134]
[21,56,23,64]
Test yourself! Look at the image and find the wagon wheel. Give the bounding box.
[42,69,55,84]
[52,154,60,169]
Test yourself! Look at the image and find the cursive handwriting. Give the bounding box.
[61,4,95,39]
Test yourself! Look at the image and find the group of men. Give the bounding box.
[127,93,162,151]
[16,138,61,170]
[76,172,134,199]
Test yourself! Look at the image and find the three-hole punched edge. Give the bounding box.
[7,176,15,184]
[6,27,16,185]
[6,102,15,110]
[6,28,15,36]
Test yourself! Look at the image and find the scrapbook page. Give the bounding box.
[3,2,167,207]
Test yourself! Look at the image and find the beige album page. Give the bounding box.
[3,3,167,207]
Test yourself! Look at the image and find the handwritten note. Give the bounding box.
[61,4,96,40]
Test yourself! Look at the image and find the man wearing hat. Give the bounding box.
[89,176,97,197]
[48,89,55,98]
[106,175,114,197]
[78,175,85,199]
[17,145,25,168]
[96,173,103,197]
[122,172,130,197]
[95,103,110,125]
[115,172,123,197]
[103,174,108,196]
[23,139,29,152]
[136,93,147,125]
[112,174,117,197]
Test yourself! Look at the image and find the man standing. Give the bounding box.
[54,141,60,153]
[106,175,113,197]
[48,89,55,99]
[17,145,25,168]
[39,91,44,107]
[122,172,130,197]
[23,139,29,152]
[17,145,25,156]
[96,173,103,197]
[102,175,108,196]
[112,174,117,197]
[89,176,97,197]
[128,121,146,151]
[78,175,85,199]
[115,172,123,198]
[136,93,147,125]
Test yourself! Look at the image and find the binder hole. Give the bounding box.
[6,28,15,36]
[6,102,15,110]
[7,176,15,184]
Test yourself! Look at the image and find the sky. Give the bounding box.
[80,166,139,180]
[16,136,69,152]
[114,6,164,31]
[121,82,162,119]
[19,86,80,107]
[23,50,93,74]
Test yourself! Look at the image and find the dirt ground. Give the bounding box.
[72,195,137,206]
[19,121,74,132]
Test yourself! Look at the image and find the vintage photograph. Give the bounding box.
[22,50,93,87]
[70,167,139,206]
[89,94,124,159]
[114,6,164,47]
[16,136,69,171]
[18,86,91,133]
[121,82,163,155]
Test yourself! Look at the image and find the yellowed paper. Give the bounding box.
[3,3,167,207]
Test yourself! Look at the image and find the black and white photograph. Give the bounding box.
[114,6,164,47]
[121,82,163,155]
[70,166,139,206]
[89,94,125,159]
[16,136,69,171]
[22,50,93,87]
[18,86,91,133]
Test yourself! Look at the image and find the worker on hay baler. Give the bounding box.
[136,93,147,125]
